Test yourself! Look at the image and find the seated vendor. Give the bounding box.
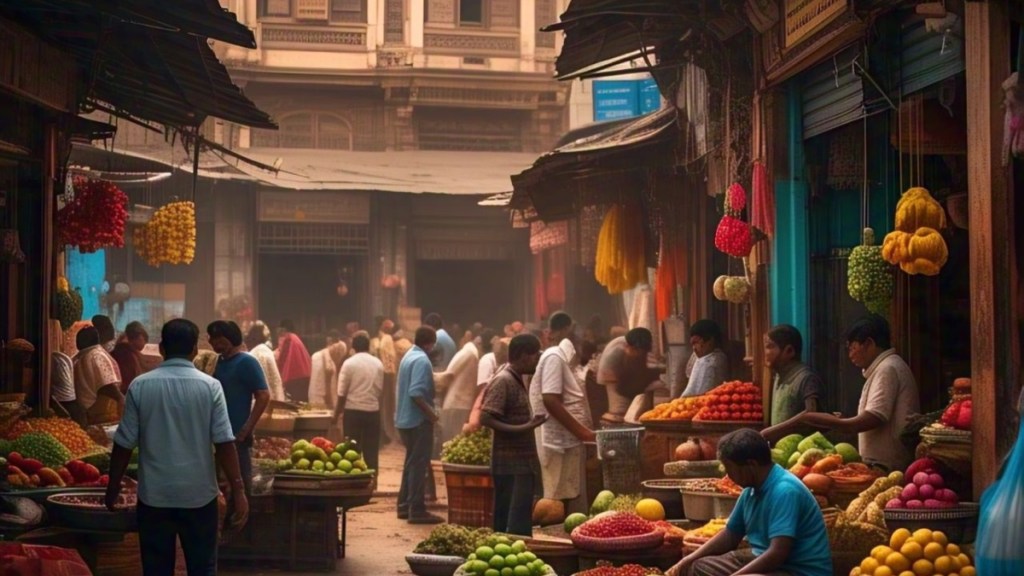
[72,326,125,425]
[790,314,919,472]
[667,429,832,576]
[596,327,665,423]
[680,319,728,397]
[760,325,824,443]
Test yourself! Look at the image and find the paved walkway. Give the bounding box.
[221,441,448,575]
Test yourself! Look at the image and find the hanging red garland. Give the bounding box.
[57,177,128,253]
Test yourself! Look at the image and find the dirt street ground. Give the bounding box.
[220,442,448,575]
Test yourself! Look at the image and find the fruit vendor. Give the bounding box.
[760,325,824,443]
[208,321,270,494]
[529,312,595,516]
[480,333,547,536]
[681,319,729,398]
[395,326,444,524]
[667,429,832,576]
[275,320,312,403]
[596,327,666,424]
[72,325,125,425]
[790,315,919,472]
[111,321,149,392]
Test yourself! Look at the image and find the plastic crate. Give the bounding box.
[596,427,644,495]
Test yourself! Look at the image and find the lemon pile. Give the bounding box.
[851,528,975,576]
[134,200,196,267]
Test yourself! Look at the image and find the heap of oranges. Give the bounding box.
[25,417,100,458]
[850,527,975,576]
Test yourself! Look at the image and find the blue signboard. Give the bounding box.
[638,77,662,115]
[593,77,662,122]
[593,80,640,121]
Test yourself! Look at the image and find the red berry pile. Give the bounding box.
[694,381,763,422]
[57,177,128,253]
[577,563,663,576]
[577,513,654,538]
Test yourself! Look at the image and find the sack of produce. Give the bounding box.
[975,418,1024,575]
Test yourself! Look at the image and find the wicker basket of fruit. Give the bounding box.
[570,513,665,553]
[46,492,137,532]
[883,503,980,544]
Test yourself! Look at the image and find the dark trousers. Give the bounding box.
[237,438,253,495]
[398,421,433,515]
[493,473,535,537]
[344,409,381,472]
[137,498,219,576]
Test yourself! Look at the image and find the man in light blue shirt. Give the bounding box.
[395,326,443,524]
[667,428,831,576]
[106,319,248,576]
[425,313,456,370]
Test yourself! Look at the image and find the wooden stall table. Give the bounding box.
[640,420,764,480]
[219,473,373,572]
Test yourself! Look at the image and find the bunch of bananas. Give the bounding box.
[134,201,196,267]
[595,203,647,294]
[847,228,893,316]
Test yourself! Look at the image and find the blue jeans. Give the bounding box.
[493,473,535,536]
[398,421,434,516]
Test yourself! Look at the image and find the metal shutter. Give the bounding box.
[802,44,865,140]
[899,15,965,97]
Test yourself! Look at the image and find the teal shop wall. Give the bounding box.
[771,83,811,347]
[65,248,105,321]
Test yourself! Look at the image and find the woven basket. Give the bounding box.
[921,426,972,445]
[570,529,664,553]
[821,508,841,531]
[883,503,980,544]
[663,460,724,479]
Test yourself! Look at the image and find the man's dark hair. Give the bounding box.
[480,328,496,353]
[162,319,200,358]
[125,321,148,341]
[548,311,573,332]
[207,320,243,347]
[718,428,772,466]
[279,319,295,332]
[76,326,100,350]
[91,315,115,342]
[767,324,803,359]
[690,319,723,347]
[509,333,541,362]
[424,313,443,329]
[846,314,892,349]
[415,326,437,348]
[625,327,654,352]
[352,333,370,352]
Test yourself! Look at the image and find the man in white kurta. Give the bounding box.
[435,342,480,449]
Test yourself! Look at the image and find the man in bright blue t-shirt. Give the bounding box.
[667,428,832,576]
[395,325,443,524]
[209,321,270,494]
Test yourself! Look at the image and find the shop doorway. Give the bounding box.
[257,253,366,343]
[414,260,516,332]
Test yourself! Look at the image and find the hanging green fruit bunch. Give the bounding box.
[53,277,84,330]
[848,228,893,316]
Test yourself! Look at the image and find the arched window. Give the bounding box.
[253,111,353,150]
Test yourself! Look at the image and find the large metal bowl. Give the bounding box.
[46,492,137,532]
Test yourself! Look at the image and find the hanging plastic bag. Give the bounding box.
[975,418,1024,575]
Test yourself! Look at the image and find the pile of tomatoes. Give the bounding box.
[694,381,763,422]
[577,564,663,576]
[576,513,654,538]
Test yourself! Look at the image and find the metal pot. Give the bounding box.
[640,479,687,520]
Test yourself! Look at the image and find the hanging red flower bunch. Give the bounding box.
[714,183,754,258]
[57,177,128,253]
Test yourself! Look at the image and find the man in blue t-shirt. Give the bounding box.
[209,321,270,494]
[667,429,832,576]
[395,325,443,524]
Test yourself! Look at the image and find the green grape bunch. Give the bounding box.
[848,228,894,316]
[441,428,492,466]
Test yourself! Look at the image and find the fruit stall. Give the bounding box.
[219,435,375,572]
[638,381,765,480]
[439,429,495,528]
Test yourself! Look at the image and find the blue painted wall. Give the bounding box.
[65,248,105,321]
[770,83,811,349]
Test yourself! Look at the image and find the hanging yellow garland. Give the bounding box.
[134,200,196,267]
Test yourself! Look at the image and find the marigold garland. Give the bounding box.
[133,200,196,267]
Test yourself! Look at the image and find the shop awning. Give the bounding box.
[510,107,677,219]
[3,3,274,130]
[543,0,704,80]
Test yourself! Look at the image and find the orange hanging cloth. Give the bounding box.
[655,235,675,322]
